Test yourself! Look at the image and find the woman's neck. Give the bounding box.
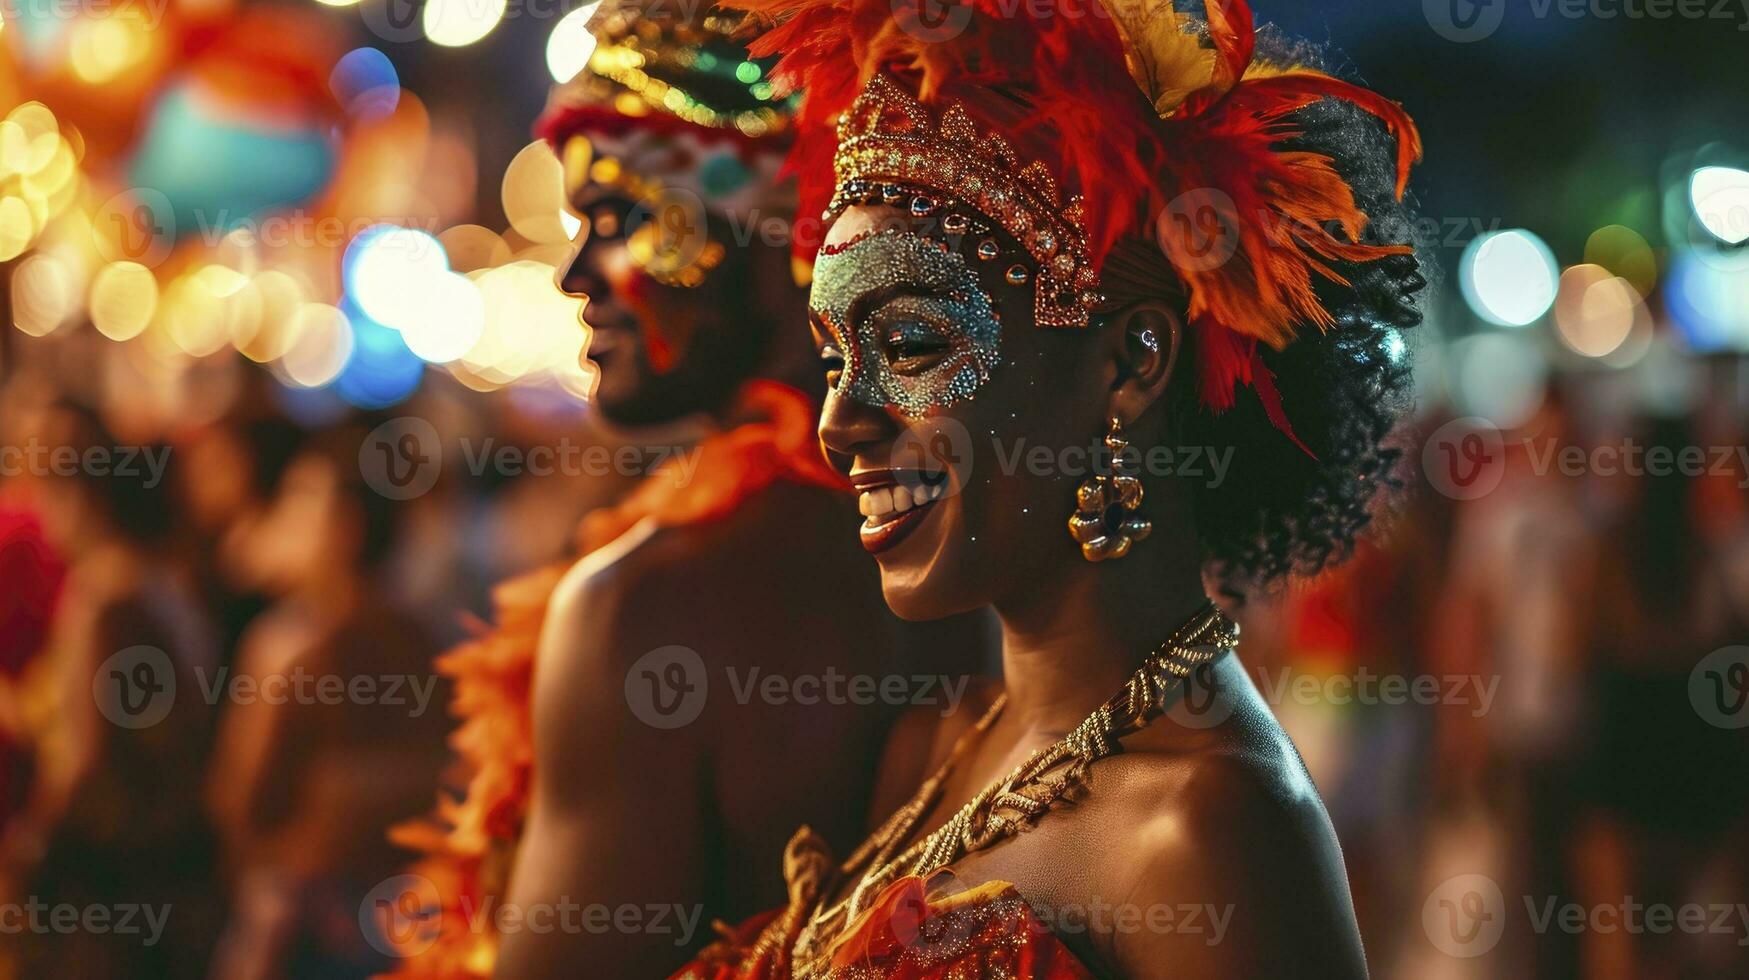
[991,540,1209,737]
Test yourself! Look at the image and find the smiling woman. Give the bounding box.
[676,0,1427,977]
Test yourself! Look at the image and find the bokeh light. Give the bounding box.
[424,0,508,47]
[1552,264,1643,359]
[1582,225,1657,298]
[89,261,160,341]
[1689,165,1749,245]
[1664,250,1749,352]
[330,47,401,120]
[280,303,355,387]
[547,3,602,84]
[344,225,450,325]
[502,140,573,245]
[1459,229,1560,327]
[11,253,76,337]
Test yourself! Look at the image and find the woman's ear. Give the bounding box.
[1104,299,1184,424]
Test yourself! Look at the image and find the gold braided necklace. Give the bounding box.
[788,600,1239,970]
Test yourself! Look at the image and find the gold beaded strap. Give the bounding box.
[790,601,1237,971]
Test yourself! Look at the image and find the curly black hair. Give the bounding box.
[1173,95,1427,592]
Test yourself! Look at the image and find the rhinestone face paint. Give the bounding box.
[812,228,1003,417]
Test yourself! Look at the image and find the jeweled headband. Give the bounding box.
[731,0,1423,449]
[826,75,1099,329]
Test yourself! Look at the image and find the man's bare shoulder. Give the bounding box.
[542,480,879,669]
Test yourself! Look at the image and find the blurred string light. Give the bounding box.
[1582,225,1657,298]
[279,302,355,387]
[1690,166,1749,245]
[1664,250,1749,353]
[503,140,579,244]
[335,306,425,408]
[0,102,81,264]
[1552,264,1647,360]
[11,253,78,337]
[1458,228,1559,327]
[547,3,603,84]
[424,0,507,47]
[89,261,159,341]
[67,10,152,84]
[329,47,401,121]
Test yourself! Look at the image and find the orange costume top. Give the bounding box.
[384,381,844,978]
[674,870,1095,980]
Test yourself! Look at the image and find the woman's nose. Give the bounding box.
[818,386,894,463]
[554,232,611,301]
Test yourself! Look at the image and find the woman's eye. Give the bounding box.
[819,343,846,385]
[881,320,951,371]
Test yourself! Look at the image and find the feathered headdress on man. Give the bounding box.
[725,0,1422,448]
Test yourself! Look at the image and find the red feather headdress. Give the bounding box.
[727,0,1422,449]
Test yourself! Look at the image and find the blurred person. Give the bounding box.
[205,427,451,980]
[0,507,64,856]
[1571,401,1749,980]
[175,404,309,677]
[1,399,220,979]
[675,0,1425,976]
[389,5,992,977]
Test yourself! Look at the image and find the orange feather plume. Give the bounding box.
[732,0,1423,449]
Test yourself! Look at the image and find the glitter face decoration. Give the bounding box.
[811,227,1003,418]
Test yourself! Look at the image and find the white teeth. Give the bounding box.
[860,479,946,522]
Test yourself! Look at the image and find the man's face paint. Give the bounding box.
[809,228,1003,418]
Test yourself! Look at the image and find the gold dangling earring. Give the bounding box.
[1067,417,1153,562]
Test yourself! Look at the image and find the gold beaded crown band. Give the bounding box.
[827,74,1100,329]
[538,0,796,142]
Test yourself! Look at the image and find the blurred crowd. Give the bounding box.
[1,317,1746,980]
